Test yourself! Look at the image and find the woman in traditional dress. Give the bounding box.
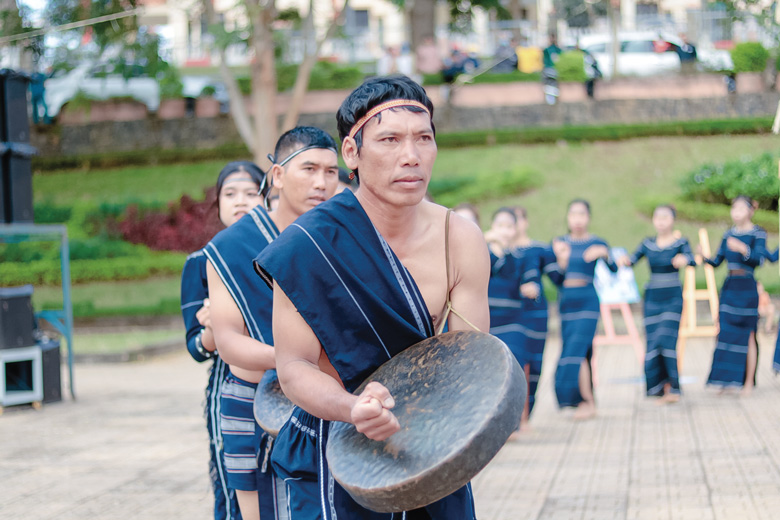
[550,199,616,420]
[180,161,265,520]
[703,195,766,396]
[618,205,695,402]
[485,208,529,429]
[510,207,560,424]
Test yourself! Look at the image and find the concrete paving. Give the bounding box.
[2,331,780,520]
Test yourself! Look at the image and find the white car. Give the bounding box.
[577,32,733,78]
[45,62,160,117]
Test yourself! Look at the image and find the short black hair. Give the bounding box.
[273,126,337,165]
[336,75,435,151]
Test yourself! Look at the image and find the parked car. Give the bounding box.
[45,62,160,117]
[576,32,733,77]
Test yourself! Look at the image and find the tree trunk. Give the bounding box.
[281,0,350,132]
[249,1,279,164]
[507,0,524,41]
[409,0,436,56]
[202,0,255,154]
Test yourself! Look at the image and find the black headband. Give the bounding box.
[267,145,338,167]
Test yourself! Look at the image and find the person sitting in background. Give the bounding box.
[674,34,697,75]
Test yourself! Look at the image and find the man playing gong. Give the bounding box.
[255,75,490,519]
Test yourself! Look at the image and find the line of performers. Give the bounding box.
[456,194,778,427]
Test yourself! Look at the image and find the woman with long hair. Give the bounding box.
[703,195,767,395]
[508,206,560,426]
[619,205,695,402]
[180,161,265,520]
[550,199,616,420]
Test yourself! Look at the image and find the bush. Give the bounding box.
[0,253,187,285]
[731,42,770,73]
[200,85,217,97]
[33,202,72,223]
[159,66,184,99]
[680,152,779,211]
[557,51,586,82]
[275,60,364,92]
[120,189,224,252]
[429,167,540,207]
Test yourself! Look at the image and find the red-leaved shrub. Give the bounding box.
[120,187,225,252]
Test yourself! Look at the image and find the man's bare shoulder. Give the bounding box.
[420,201,487,262]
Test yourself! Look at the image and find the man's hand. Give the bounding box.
[351,381,400,441]
[616,256,632,268]
[583,244,609,263]
[726,237,748,256]
[520,282,540,300]
[195,298,211,328]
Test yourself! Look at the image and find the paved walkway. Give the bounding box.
[3,331,780,520]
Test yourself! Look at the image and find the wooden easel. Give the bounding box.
[677,228,719,371]
[592,302,644,386]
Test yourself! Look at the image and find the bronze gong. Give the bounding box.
[326,330,526,512]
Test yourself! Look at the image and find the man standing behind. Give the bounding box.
[206,127,340,520]
[255,76,490,519]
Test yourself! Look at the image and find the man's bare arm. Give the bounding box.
[447,214,491,333]
[273,282,401,440]
[206,261,275,371]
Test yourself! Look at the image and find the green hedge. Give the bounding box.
[33,117,774,173]
[680,152,779,211]
[236,61,365,94]
[33,143,252,172]
[557,51,586,82]
[637,195,779,232]
[731,42,770,73]
[1,253,187,285]
[435,117,774,148]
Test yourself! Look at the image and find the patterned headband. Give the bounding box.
[347,99,431,139]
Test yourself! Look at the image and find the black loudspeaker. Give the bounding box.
[0,142,35,223]
[39,338,62,404]
[0,69,31,143]
[0,286,35,349]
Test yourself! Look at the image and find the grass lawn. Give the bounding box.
[33,277,182,317]
[31,133,780,319]
[438,134,780,292]
[72,329,182,354]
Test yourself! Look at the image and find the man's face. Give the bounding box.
[274,148,339,217]
[347,108,437,207]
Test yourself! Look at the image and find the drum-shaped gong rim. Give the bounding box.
[253,369,294,437]
[326,330,526,512]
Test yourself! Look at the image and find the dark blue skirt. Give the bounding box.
[206,357,243,520]
[643,286,682,396]
[707,276,759,387]
[775,333,780,373]
[272,407,477,520]
[489,302,527,367]
[555,285,600,408]
[517,301,548,416]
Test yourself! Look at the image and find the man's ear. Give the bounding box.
[342,136,359,171]
[271,164,284,191]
